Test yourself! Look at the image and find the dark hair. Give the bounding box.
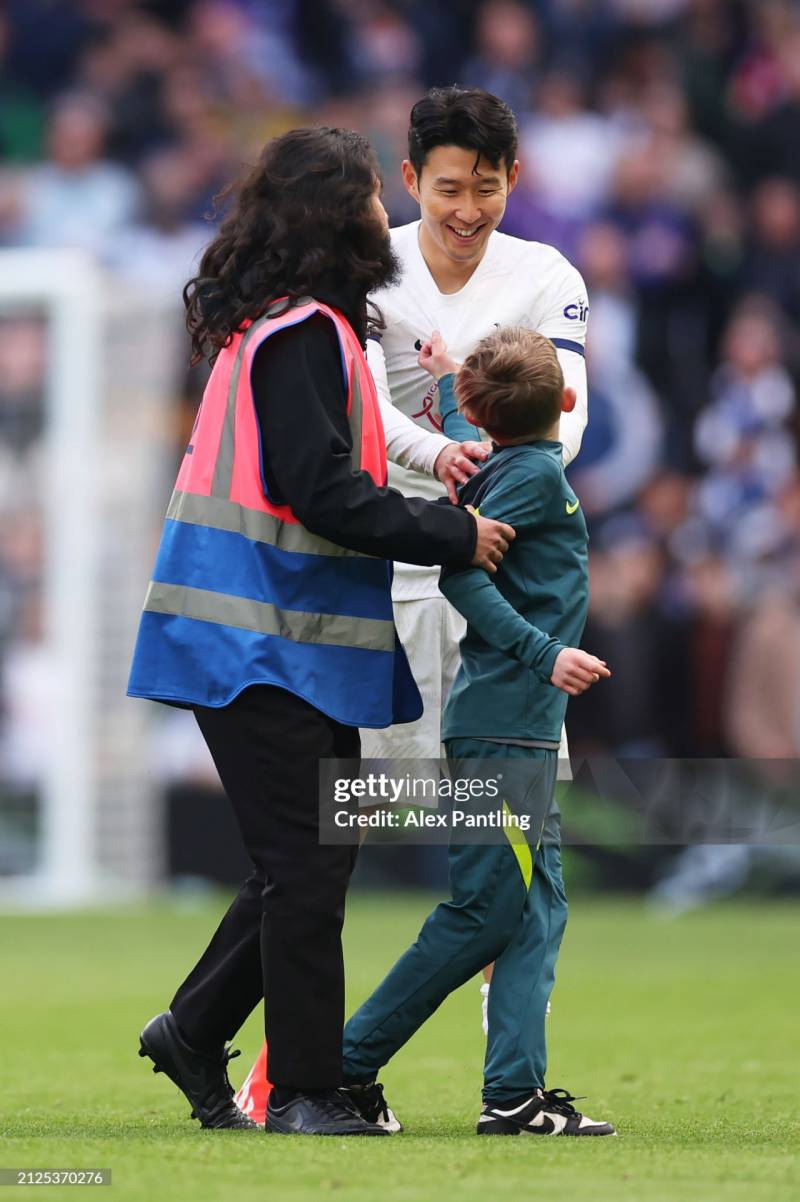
[184,127,393,364]
[408,86,518,177]
[456,328,563,440]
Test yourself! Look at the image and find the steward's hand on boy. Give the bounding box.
[418,330,460,380]
[434,440,491,503]
[551,648,611,696]
[468,506,515,574]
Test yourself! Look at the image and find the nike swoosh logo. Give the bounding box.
[529,1114,557,1134]
[484,1109,559,1135]
[565,499,580,514]
[490,1100,531,1118]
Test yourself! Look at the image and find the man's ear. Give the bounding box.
[402,159,420,203]
[507,159,520,195]
[561,386,577,413]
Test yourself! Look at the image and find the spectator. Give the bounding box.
[567,531,688,757]
[462,0,542,113]
[349,1,422,88]
[746,29,800,184]
[726,587,800,759]
[13,91,140,259]
[744,177,800,323]
[108,148,212,295]
[640,80,728,216]
[519,71,623,222]
[75,12,181,165]
[694,300,797,578]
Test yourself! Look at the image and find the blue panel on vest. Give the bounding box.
[128,610,423,728]
[153,520,394,621]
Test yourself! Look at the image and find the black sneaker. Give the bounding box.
[266,1088,389,1136]
[341,1081,402,1133]
[477,1088,616,1136]
[138,1011,258,1130]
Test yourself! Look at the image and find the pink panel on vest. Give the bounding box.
[174,300,388,518]
[354,353,387,486]
[175,336,243,496]
[227,341,276,514]
[227,307,329,520]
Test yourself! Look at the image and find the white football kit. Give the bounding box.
[364,221,589,770]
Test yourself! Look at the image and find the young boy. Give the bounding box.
[339,328,615,1137]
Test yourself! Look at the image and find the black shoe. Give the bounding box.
[138,1011,259,1130]
[266,1088,389,1136]
[477,1088,616,1137]
[341,1081,402,1133]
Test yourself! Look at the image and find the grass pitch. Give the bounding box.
[1,894,797,1202]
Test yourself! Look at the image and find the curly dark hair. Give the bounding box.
[184,127,398,364]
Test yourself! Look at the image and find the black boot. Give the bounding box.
[266,1088,389,1136]
[138,1011,259,1130]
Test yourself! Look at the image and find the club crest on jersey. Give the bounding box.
[563,301,589,322]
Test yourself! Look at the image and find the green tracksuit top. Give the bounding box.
[439,425,589,745]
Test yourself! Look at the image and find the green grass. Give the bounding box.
[0,895,797,1202]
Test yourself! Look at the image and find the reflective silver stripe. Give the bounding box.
[166,490,376,559]
[210,313,274,500]
[144,580,395,652]
[348,363,363,473]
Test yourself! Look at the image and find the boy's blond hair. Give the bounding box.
[455,327,564,440]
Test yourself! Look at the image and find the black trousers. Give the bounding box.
[169,684,360,1089]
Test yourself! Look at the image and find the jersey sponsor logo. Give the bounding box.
[412,381,443,431]
[565,498,580,515]
[563,301,589,322]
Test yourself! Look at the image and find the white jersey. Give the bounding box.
[370,220,590,598]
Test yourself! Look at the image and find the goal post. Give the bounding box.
[0,249,184,907]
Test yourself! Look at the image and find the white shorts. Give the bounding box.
[360,595,572,779]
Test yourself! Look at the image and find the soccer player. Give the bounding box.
[341,327,615,1136]
[361,85,589,765]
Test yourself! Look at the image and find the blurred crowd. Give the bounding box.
[2,0,800,772]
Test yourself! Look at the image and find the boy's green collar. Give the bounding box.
[490,438,563,454]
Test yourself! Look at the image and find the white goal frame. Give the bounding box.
[0,249,101,905]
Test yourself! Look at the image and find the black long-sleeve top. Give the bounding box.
[250,312,477,567]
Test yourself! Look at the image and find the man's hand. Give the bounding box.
[551,648,611,696]
[468,505,515,574]
[434,440,491,503]
[418,330,460,380]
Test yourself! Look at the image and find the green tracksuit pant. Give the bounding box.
[342,741,568,1103]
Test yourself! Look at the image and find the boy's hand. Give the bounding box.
[418,330,460,380]
[434,440,491,503]
[551,648,611,696]
[468,505,515,574]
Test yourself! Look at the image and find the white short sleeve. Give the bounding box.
[535,261,590,358]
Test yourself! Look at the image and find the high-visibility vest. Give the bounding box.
[127,296,422,728]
